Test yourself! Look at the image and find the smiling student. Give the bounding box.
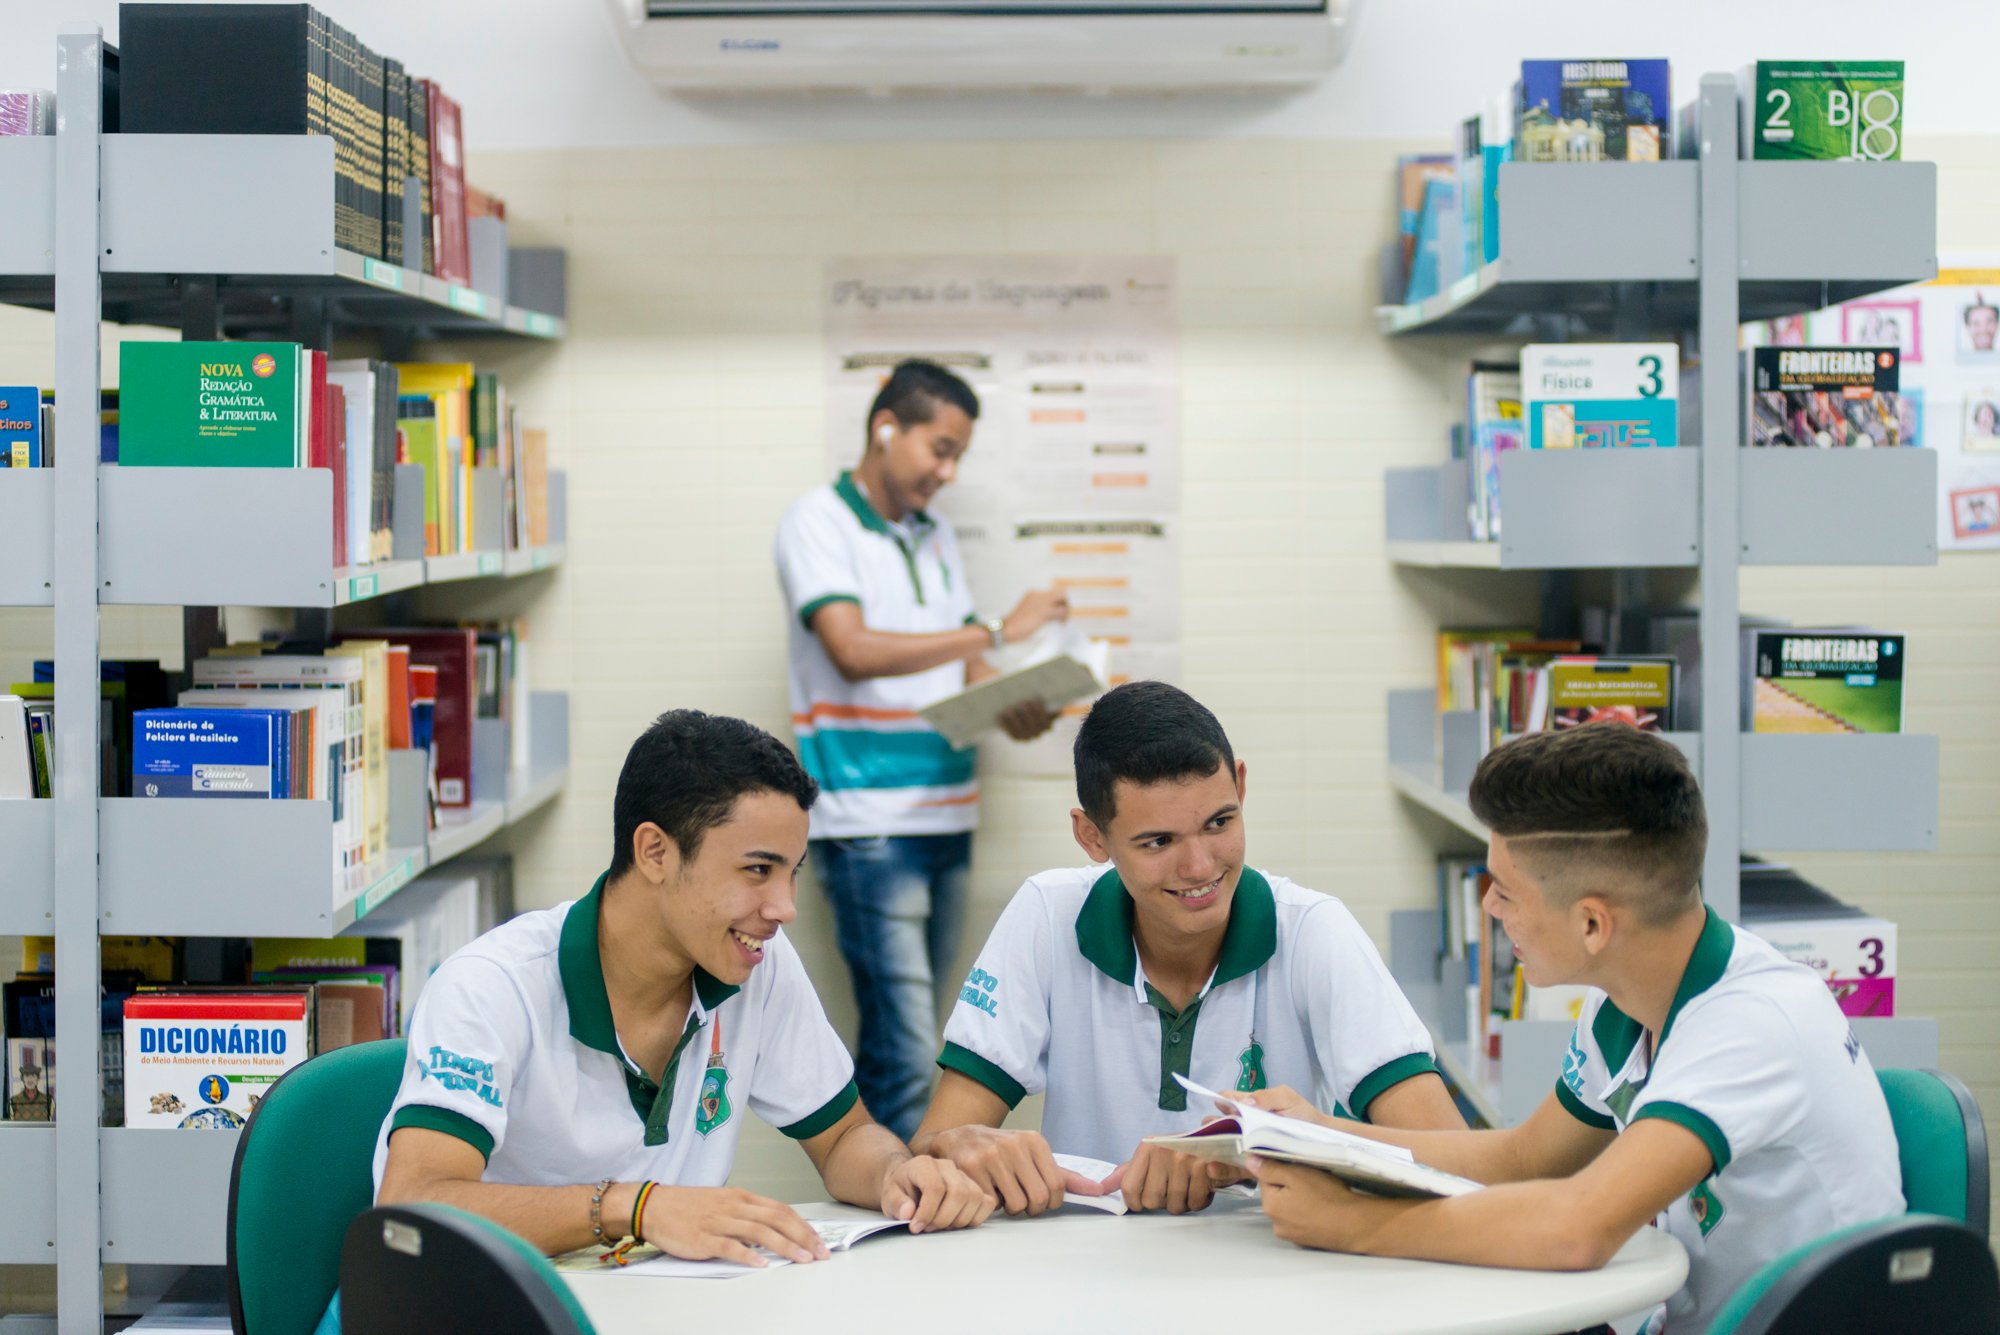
[1237,725,1904,1335]
[313,712,990,1332]
[910,681,1463,1217]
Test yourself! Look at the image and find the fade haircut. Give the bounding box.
[1468,725,1707,927]
[865,360,980,448]
[610,710,818,878]
[1074,681,1236,830]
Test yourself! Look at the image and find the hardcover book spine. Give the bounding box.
[382,59,407,267]
[358,37,385,259]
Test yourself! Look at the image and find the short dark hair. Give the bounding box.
[610,710,817,878]
[1468,725,1707,926]
[866,360,980,446]
[1964,301,1998,324]
[1074,681,1236,830]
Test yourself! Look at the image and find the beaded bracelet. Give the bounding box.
[588,1178,615,1246]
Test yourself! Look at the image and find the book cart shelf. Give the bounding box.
[1377,76,1943,1129]
[0,29,571,1329]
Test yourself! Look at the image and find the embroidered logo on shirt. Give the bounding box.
[696,1063,732,1136]
[959,967,999,1018]
[1236,1041,1265,1092]
[1690,1180,1725,1238]
[420,1046,504,1108]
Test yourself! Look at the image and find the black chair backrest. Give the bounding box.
[339,1204,593,1335]
[1731,1214,2000,1335]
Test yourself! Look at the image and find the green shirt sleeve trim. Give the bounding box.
[937,1041,1027,1110]
[798,593,860,629]
[1554,1080,1618,1131]
[390,1104,496,1163]
[1349,1052,1442,1122]
[779,1080,859,1141]
[1633,1100,1733,1174]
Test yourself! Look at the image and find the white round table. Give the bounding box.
[564,1195,1688,1335]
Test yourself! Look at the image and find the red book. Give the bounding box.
[327,382,348,569]
[337,629,476,807]
[426,84,470,286]
[385,644,412,750]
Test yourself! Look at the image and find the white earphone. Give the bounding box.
[878,425,894,443]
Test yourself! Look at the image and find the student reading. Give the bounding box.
[316,713,991,1332]
[912,681,1465,1216]
[773,359,1070,1141]
[1235,725,1903,1335]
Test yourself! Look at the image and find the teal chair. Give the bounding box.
[227,1039,408,1335]
[1705,1214,1999,1334]
[340,1204,597,1335]
[1879,1067,1989,1233]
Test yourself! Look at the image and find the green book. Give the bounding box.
[1744,61,1904,161]
[118,342,302,467]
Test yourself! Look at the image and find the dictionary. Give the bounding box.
[1749,630,1905,734]
[118,341,305,468]
[1749,346,1908,448]
[123,991,312,1130]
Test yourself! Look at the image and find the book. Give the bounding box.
[123,992,312,1129]
[118,341,304,468]
[132,707,288,799]
[1393,154,1455,294]
[1521,343,1679,449]
[338,629,476,807]
[22,702,52,799]
[1750,631,1904,734]
[0,386,42,467]
[326,640,391,863]
[427,83,470,286]
[5,975,53,1122]
[1048,1153,1133,1216]
[1146,1076,1481,1200]
[0,90,55,136]
[1515,60,1671,162]
[1749,346,1908,448]
[1744,61,1904,162]
[1739,868,1896,1017]
[917,627,1110,751]
[1543,657,1676,732]
[0,696,31,800]
[1466,364,1522,540]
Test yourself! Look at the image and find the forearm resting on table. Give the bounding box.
[1338,1176,1645,1272]
[378,1129,633,1256]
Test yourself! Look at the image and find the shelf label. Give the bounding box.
[448,285,488,316]
[357,856,418,917]
[361,259,405,291]
[1388,306,1419,332]
[477,551,502,575]
[531,548,553,570]
[524,312,558,337]
[346,573,378,602]
[1448,273,1480,304]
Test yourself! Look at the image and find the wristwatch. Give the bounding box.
[984,617,1007,651]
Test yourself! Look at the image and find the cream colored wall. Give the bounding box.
[0,133,1991,1207]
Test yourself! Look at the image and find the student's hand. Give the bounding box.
[928,1125,1084,1216]
[1001,588,1070,644]
[1107,1142,1215,1215]
[997,699,1056,742]
[1248,1156,1376,1252]
[1229,1085,1332,1127]
[880,1155,997,1233]
[642,1186,831,1267]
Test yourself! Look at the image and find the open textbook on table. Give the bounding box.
[1146,1075,1482,1201]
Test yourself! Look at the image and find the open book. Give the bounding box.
[1052,1153,1129,1215]
[920,626,1110,750]
[1144,1076,1481,1201]
[553,1216,910,1279]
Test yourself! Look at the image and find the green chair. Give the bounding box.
[1704,1214,1999,1335]
[1879,1067,1990,1233]
[339,1204,597,1335]
[228,1039,408,1335]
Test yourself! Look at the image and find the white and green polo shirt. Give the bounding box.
[371,875,860,1193]
[938,865,1441,1165]
[1556,908,1904,1334]
[774,472,979,839]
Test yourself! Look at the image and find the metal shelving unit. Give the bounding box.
[1379,76,1943,1125]
[2,28,571,1328]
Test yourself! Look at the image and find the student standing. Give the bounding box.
[774,360,1069,1140]
[1236,726,1904,1334]
[912,681,1465,1216]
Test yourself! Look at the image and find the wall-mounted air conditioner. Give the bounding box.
[605,0,1360,93]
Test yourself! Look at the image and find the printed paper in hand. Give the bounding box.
[1051,1152,1129,1215]
[920,626,1111,750]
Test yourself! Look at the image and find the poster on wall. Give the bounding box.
[1754,252,2000,551]
[824,257,1181,775]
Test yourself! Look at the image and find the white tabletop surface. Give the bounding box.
[564,1195,1688,1335]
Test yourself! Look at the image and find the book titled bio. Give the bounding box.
[1744,61,1904,161]
[1521,343,1679,449]
[118,341,302,467]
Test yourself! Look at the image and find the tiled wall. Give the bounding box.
[0,135,1990,1206]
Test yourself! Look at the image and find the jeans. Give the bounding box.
[812,832,972,1143]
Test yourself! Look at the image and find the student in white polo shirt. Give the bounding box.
[314,712,991,1332]
[911,681,1465,1216]
[1238,726,1904,1334]
[773,359,1068,1141]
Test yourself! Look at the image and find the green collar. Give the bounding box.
[1074,866,1278,993]
[559,873,740,1057]
[1659,906,1734,1049]
[834,470,932,538]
